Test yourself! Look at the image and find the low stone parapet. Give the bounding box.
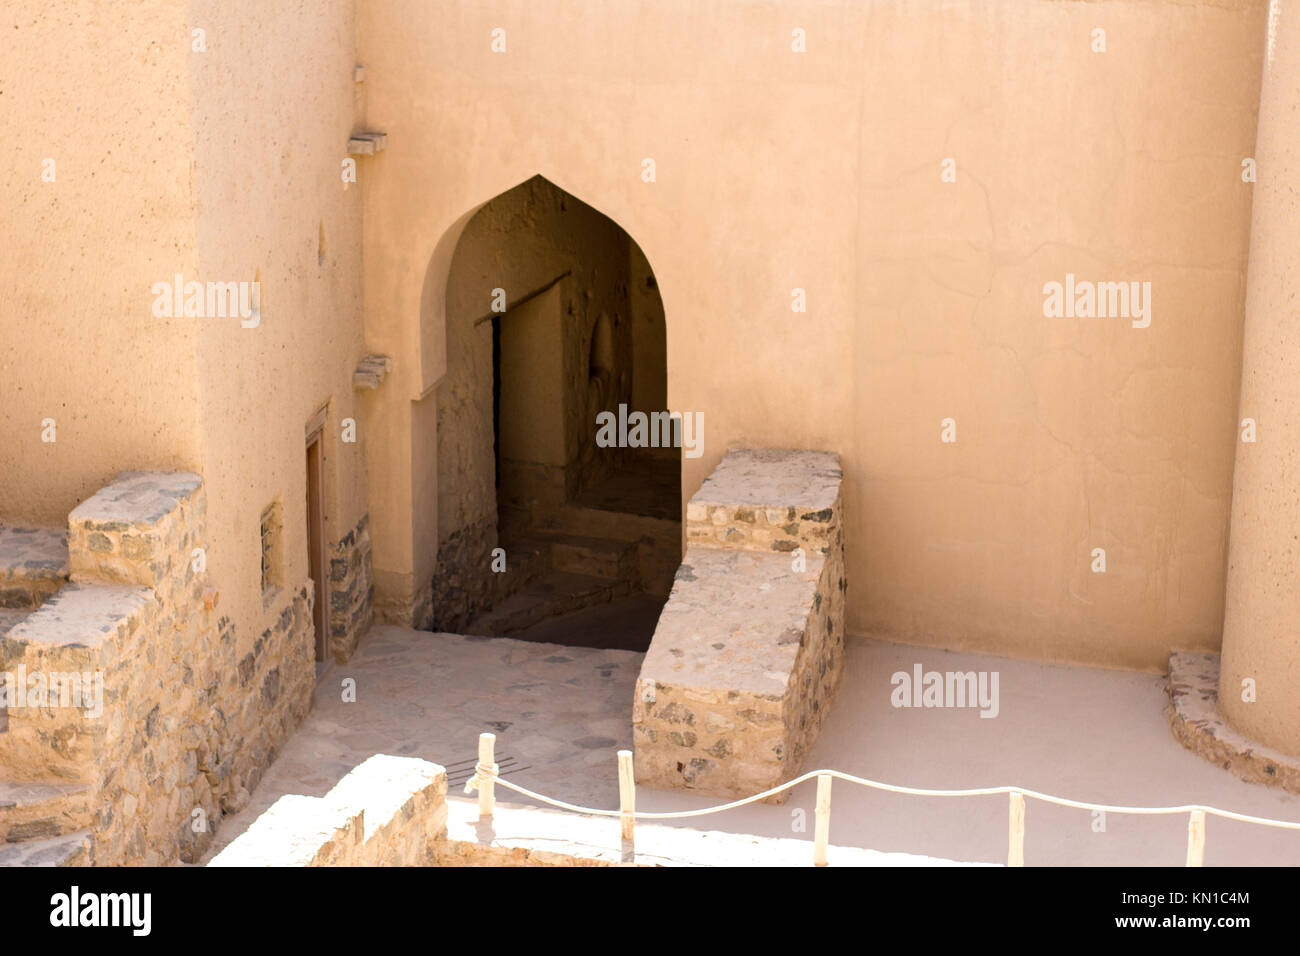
[634,449,845,799]
[208,754,448,866]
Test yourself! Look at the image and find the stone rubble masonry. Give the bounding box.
[0,471,316,865]
[428,515,497,633]
[634,449,846,799]
[1166,650,1300,795]
[328,512,374,662]
[0,527,69,611]
[208,754,448,866]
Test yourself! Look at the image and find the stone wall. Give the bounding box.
[0,472,316,864]
[429,516,498,633]
[328,512,375,662]
[634,450,845,798]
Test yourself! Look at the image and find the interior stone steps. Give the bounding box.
[540,532,638,582]
[495,533,553,589]
[0,828,91,866]
[0,526,69,610]
[466,570,630,636]
[0,781,94,843]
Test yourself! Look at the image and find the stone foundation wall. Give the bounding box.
[0,472,316,864]
[328,513,374,662]
[429,516,498,633]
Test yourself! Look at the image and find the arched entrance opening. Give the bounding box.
[430,175,680,650]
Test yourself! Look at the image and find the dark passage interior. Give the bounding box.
[434,175,681,650]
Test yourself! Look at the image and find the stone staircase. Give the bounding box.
[0,526,69,638]
[465,530,639,636]
[633,449,846,800]
[0,525,92,864]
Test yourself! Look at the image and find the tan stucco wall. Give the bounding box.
[1219,1,1300,754]
[359,0,1266,670]
[187,0,368,658]
[0,3,203,521]
[2,0,369,667]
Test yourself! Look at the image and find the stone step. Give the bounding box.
[0,526,69,610]
[467,571,628,636]
[495,534,553,592]
[0,828,91,866]
[0,781,94,843]
[546,505,682,595]
[0,582,152,784]
[544,533,638,581]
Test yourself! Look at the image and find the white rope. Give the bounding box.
[462,761,498,796]
[473,765,1300,831]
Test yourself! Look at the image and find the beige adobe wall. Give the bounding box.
[0,4,203,522]
[1218,2,1300,755]
[185,0,370,663]
[1,0,370,666]
[358,0,1265,670]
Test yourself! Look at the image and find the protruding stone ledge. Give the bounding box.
[347,132,387,155]
[1166,650,1300,794]
[352,354,392,390]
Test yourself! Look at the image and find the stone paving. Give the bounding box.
[202,625,642,860]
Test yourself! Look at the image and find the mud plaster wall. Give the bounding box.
[2,1,372,678]
[430,176,656,628]
[186,0,370,667]
[362,0,1266,671]
[0,4,203,521]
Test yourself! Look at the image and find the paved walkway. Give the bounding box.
[204,625,1300,866]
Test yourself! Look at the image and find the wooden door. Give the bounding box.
[306,432,328,662]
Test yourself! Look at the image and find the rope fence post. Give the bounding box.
[1008,790,1025,867]
[1186,810,1206,867]
[814,774,832,866]
[618,749,636,844]
[477,732,497,819]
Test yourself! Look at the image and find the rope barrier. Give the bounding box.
[475,764,1300,830]
[463,731,1300,865]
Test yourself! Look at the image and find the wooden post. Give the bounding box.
[477,732,497,819]
[813,774,832,866]
[618,750,635,843]
[1186,810,1206,867]
[1008,791,1025,867]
